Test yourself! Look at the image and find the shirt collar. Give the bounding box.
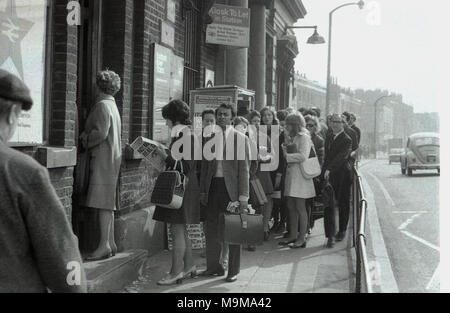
[333,129,344,139]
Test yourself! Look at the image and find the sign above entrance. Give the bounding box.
[206,4,250,48]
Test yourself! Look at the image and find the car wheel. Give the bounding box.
[407,167,413,176]
[401,167,406,175]
[438,168,440,175]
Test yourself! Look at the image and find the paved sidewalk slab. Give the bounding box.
[122,219,355,293]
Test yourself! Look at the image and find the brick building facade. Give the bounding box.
[4,0,308,258]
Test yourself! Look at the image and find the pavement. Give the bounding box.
[121,218,356,293]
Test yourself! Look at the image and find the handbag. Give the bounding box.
[151,160,187,210]
[221,213,264,246]
[250,178,268,206]
[300,144,321,179]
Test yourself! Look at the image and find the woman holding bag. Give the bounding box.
[152,100,201,286]
[279,114,316,249]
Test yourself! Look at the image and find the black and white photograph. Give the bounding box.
[0,0,446,298]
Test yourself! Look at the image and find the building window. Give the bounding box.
[1,0,50,145]
[182,0,200,102]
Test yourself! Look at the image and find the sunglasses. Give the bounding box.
[306,124,316,128]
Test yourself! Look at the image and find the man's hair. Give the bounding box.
[202,109,215,120]
[305,109,317,117]
[342,111,352,123]
[0,96,20,119]
[215,103,236,118]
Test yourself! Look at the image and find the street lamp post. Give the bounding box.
[373,95,391,158]
[325,1,365,116]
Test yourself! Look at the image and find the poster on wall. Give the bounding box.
[166,0,176,23]
[206,4,250,48]
[0,0,47,144]
[152,43,184,144]
[204,68,215,88]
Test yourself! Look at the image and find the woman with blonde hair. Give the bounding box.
[81,70,122,261]
[279,114,316,248]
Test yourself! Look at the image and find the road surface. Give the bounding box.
[360,159,440,293]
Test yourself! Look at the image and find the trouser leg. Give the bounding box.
[324,206,336,238]
[205,217,222,271]
[296,198,308,244]
[227,244,241,277]
[338,181,351,233]
[286,197,299,241]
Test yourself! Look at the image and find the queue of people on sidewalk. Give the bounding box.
[151,99,361,285]
[0,67,360,292]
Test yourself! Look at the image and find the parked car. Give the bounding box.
[400,132,440,176]
[389,148,404,164]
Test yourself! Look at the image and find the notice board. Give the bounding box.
[151,43,184,144]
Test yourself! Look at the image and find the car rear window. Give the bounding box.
[413,137,439,146]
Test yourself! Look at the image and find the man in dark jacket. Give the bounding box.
[342,112,359,168]
[323,114,353,243]
[0,70,86,293]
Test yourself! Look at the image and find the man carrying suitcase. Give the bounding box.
[199,103,250,283]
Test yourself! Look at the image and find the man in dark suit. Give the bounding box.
[323,114,353,245]
[349,113,361,161]
[199,103,250,283]
[342,112,359,168]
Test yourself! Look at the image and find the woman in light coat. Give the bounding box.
[279,114,316,249]
[81,70,122,261]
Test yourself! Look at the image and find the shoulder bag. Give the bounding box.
[151,160,187,210]
[300,143,322,180]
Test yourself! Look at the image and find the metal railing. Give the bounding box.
[352,164,373,293]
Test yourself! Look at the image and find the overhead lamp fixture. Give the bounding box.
[285,26,326,45]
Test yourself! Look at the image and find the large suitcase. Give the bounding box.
[220,213,264,246]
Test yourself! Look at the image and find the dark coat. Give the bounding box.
[323,131,353,197]
[0,141,86,293]
[351,124,361,146]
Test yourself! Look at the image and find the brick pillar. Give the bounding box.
[248,0,268,110]
[131,0,152,140]
[102,0,134,146]
[49,0,78,148]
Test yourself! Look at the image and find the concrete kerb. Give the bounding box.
[359,170,399,293]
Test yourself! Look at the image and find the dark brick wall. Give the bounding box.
[47,0,79,220]
[50,0,78,148]
[102,0,134,147]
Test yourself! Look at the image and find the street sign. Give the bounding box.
[206,4,250,48]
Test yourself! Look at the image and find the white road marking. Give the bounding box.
[426,262,440,290]
[361,174,399,293]
[400,230,440,252]
[398,213,424,231]
[367,172,396,207]
[393,211,428,214]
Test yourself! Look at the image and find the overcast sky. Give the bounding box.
[293,0,448,113]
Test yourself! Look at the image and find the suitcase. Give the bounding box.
[220,213,264,246]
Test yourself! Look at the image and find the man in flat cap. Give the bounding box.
[0,69,86,293]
